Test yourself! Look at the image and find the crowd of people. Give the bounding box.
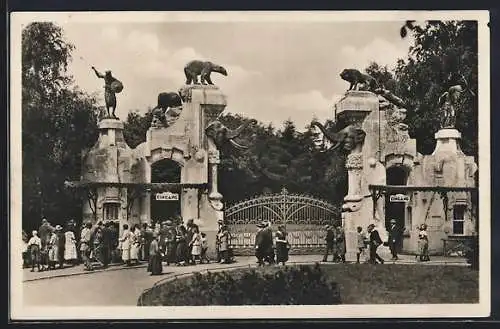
[22,217,235,275]
[22,216,431,274]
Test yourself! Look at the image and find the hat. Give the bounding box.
[217,219,224,223]
[390,219,397,224]
[324,225,331,229]
[32,230,38,235]
[368,224,375,229]
[41,218,48,224]
[165,220,173,226]
[55,225,62,231]
[256,223,265,228]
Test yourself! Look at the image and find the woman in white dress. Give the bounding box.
[129,225,140,265]
[64,229,78,265]
[120,224,131,266]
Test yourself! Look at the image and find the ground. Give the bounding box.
[22,255,471,306]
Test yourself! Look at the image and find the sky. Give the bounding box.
[57,20,413,130]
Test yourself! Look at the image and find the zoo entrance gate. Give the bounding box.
[224,188,339,255]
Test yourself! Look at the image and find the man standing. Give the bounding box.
[367,224,384,264]
[335,224,346,263]
[80,222,93,271]
[322,225,334,262]
[387,219,405,260]
[254,223,266,266]
[101,222,112,268]
[262,221,274,264]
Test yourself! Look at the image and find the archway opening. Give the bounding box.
[385,165,408,251]
[150,159,181,222]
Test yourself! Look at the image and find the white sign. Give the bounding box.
[155,192,179,201]
[389,194,410,203]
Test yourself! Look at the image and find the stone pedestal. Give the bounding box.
[433,129,462,155]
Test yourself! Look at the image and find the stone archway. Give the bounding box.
[150,159,182,222]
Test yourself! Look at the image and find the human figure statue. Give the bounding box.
[91,67,123,119]
[437,85,463,129]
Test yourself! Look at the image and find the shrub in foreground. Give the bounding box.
[144,264,341,306]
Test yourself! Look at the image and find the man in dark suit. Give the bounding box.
[387,218,405,260]
[368,224,384,264]
[101,222,112,268]
[322,225,335,262]
[254,223,266,266]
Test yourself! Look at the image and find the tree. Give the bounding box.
[394,21,478,157]
[123,108,154,148]
[22,22,99,231]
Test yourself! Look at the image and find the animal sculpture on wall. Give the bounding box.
[205,119,256,151]
[310,121,366,153]
[184,60,228,85]
[340,69,379,92]
[150,92,183,128]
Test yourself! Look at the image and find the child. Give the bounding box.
[356,226,366,264]
[200,232,210,264]
[190,226,202,264]
[28,231,42,272]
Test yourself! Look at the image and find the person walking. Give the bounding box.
[175,224,189,266]
[80,222,93,271]
[119,224,131,266]
[64,226,78,266]
[367,224,384,264]
[322,225,335,262]
[356,226,367,264]
[47,229,59,270]
[27,230,42,272]
[129,225,140,265]
[417,224,430,262]
[387,219,404,260]
[147,232,163,276]
[255,223,266,266]
[275,225,289,266]
[55,225,66,269]
[190,226,202,264]
[217,225,231,264]
[200,232,210,264]
[335,224,346,263]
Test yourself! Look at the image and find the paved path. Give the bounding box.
[22,254,468,307]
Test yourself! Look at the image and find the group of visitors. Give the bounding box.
[254,221,290,266]
[351,219,430,265]
[323,223,346,263]
[24,218,80,272]
[23,215,433,274]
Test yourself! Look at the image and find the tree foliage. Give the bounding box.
[22,22,100,231]
[394,20,478,157]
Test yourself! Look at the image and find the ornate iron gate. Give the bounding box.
[224,188,339,255]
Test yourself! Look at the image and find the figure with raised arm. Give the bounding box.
[91,66,123,119]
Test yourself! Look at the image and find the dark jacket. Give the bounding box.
[369,229,383,246]
[387,224,404,243]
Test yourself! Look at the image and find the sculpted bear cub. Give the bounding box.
[340,69,379,91]
[184,60,228,85]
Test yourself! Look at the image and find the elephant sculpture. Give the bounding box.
[205,119,256,151]
[311,121,366,153]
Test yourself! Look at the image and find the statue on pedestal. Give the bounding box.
[437,85,463,129]
[184,60,228,85]
[340,69,379,92]
[92,67,123,119]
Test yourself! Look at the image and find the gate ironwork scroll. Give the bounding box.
[224,188,340,255]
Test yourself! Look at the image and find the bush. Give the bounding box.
[143,264,341,306]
